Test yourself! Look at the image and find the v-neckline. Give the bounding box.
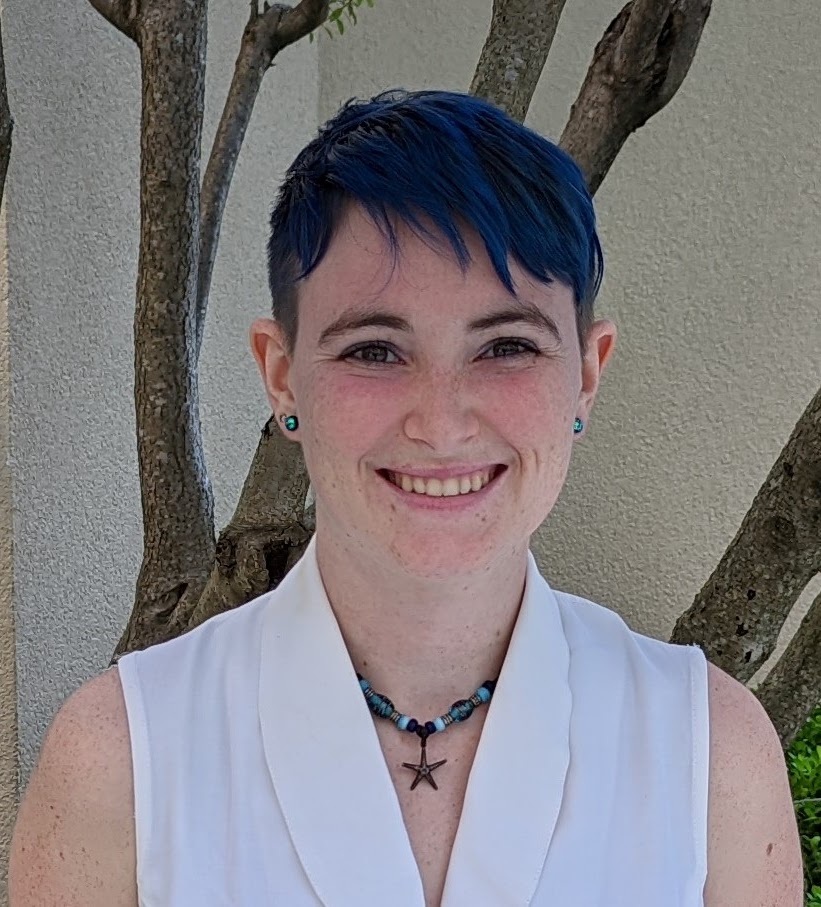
[258,535,573,906]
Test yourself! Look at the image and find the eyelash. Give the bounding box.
[342,338,542,365]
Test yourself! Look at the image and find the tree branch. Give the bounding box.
[670,385,821,739]
[87,0,140,42]
[195,0,330,360]
[184,418,313,630]
[111,0,215,659]
[755,586,821,752]
[560,0,712,195]
[469,0,568,124]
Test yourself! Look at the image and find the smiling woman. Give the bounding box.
[9,88,802,907]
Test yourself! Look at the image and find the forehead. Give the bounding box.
[298,203,567,312]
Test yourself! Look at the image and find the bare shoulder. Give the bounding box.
[703,660,804,907]
[9,666,137,907]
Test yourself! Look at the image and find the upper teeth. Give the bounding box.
[387,469,496,497]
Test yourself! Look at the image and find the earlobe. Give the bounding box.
[249,318,295,414]
[577,318,618,420]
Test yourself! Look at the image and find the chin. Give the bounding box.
[382,532,504,580]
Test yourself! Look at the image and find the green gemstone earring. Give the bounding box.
[280,414,299,432]
[573,418,584,434]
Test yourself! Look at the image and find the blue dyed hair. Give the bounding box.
[267,88,604,355]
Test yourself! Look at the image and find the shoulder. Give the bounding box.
[9,667,137,906]
[703,661,804,907]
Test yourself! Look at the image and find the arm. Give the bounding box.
[703,661,804,907]
[8,667,138,906]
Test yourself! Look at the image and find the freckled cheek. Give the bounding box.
[303,376,394,458]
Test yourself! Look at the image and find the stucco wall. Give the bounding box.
[3,0,319,793]
[0,199,16,906]
[319,0,821,685]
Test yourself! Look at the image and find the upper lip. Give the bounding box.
[379,464,505,480]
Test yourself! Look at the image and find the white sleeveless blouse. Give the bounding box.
[117,534,709,906]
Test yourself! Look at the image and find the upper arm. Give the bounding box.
[703,661,804,907]
[8,666,138,907]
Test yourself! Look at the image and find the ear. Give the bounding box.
[249,318,297,421]
[576,318,617,429]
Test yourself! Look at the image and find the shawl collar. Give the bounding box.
[259,535,572,906]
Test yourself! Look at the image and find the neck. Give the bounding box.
[314,527,529,718]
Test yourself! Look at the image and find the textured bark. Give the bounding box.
[0,17,12,210]
[670,386,821,749]
[185,417,314,631]
[756,586,821,751]
[559,0,712,195]
[111,0,217,659]
[196,0,330,360]
[87,0,139,41]
[469,0,568,124]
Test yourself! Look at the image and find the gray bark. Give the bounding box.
[560,0,712,195]
[671,386,821,750]
[469,0,568,124]
[196,0,330,361]
[111,0,217,658]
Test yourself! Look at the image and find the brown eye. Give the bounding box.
[482,339,540,359]
[343,342,400,364]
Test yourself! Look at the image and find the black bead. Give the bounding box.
[425,721,437,735]
[417,726,429,739]
[482,679,497,695]
[406,718,419,733]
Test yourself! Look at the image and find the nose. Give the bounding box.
[402,370,481,450]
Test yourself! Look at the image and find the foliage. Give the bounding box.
[309,0,375,41]
[787,704,821,902]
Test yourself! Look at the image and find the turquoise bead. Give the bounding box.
[359,679,371,692]
[433,717,446,732]
[397,715,410,731]
[477,687,491,703]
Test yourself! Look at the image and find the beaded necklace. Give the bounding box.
[357,673,497,791]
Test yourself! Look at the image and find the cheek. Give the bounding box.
[301,374,392,465]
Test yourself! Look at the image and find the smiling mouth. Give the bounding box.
[377,465,507,498]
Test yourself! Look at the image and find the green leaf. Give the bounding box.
[336,17,344,34]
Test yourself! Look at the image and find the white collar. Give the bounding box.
[259,534,572,906]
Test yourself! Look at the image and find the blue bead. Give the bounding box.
[433,717,446,732]
[406,719,419,733]
[359,679,371,692]
[477,687,491,703]
[397,715,410,731]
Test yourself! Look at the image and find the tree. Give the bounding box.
[81,0,819,751]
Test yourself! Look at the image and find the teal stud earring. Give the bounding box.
[573,418,584,434]
[280,414,299,432]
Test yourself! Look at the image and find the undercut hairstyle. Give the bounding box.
[267,88,604,357]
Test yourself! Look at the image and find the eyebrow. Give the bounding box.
[318,299,563,347]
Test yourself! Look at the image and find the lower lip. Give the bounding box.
[377,467,506,511]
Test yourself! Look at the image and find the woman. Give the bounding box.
[10,89,802,906]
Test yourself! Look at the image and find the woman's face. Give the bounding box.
[251,204,616,580]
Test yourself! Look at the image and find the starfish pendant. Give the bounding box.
[402,740,447,791]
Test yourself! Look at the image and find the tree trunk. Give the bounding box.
[671,385,821,749]
[112,0,217,658]
[469,0,568,124]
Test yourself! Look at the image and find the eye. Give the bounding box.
[342,342,402,365]
[480,338,541,359]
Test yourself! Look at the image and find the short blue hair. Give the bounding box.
[267,88,604,354]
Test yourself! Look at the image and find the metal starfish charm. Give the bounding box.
[402,740,447,791]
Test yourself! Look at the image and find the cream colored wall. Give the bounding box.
[0,198,16,906]
[318,0,821,685]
